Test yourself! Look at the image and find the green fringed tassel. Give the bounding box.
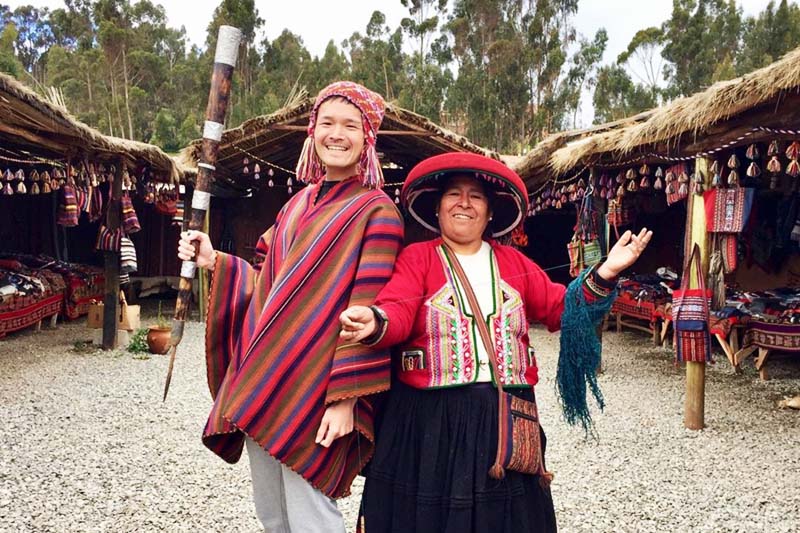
[557,268,617,437]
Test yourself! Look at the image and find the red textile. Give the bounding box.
[372,239,566,389]
[203,178,403,498]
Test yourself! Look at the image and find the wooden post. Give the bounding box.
[102,158,124,350]
[684,157,710,430]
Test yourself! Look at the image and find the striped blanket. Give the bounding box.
[203,178,403,498]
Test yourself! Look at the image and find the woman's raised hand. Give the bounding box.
[597,227,653,280]
[339,305,377,342]
[177,230,216,270]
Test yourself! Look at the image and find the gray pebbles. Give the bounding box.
[1,316,798,532]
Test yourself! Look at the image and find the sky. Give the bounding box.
[4,0,780,125]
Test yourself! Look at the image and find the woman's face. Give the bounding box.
[437,175,491,246]
[313,97,365,180]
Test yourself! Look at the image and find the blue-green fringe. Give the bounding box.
[557,268,617,437]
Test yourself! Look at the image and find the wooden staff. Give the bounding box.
[163,25,243,400]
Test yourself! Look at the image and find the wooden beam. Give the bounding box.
[0,122,70,152]
[270,124,435,136]
[102,158,124,350]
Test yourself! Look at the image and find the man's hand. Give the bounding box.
[339,305,377,342]
[315,397,358,448]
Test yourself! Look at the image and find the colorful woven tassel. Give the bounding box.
[746,162,761,177]
[746,144,759,160]
[16,181,26,194]
[655,167,664,178]
[295,136,324,184]
[639,176,650,189]
[727,169,739,186]
[727,154,739,169]
[767,156,782,174]
[3,182,13,195]
[786,141,800,160]
[42,181,51,194]
[626,179,637,192]
[639,164,650,175]
[678,182,688,196]
[654,176,663,190]
[616,185,626,197]
[30,170,40,182]
[768,140,780,156]
[710,160,720,174]
[665,182,676,195]
[626,168,637,180]
[712,172,722,187]
[787,159,800,178]
[678,170,689,183]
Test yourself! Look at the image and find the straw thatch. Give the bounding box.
[517,45,800,188]
[178,96,499,190]
[513,110,654,187]
[0,73,183,181]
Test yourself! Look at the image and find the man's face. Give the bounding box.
[313,98,366,180]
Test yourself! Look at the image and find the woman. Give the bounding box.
[340,152,652,532]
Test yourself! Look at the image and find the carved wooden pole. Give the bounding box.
[163,25,242,400]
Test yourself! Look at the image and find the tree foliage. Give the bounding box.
[3,0,799,154]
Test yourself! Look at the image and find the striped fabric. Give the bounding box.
[203,178,403,498]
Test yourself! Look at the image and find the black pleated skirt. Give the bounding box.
[362,381,557,533]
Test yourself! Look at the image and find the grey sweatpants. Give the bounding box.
[245,438,345,533]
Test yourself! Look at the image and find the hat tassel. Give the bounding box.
[360,143,384,189]
[295,135,323,185]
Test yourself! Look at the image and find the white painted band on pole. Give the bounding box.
[197,162,216,171]
[181,261,197,278]
[192,190,211,210]
[203,121,224,141]
[215,26,242,67]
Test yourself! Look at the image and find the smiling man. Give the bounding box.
[177,82,403,532]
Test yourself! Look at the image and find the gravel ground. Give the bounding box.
[1,310,799,532]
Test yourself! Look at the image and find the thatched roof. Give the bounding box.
[0,73,182,181]
[517,45,800,188]
[178,95,499,190]
[513,110,654,188]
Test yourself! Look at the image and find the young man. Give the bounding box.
[178,82,403,532]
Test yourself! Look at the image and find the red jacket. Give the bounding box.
[372,239,568,389]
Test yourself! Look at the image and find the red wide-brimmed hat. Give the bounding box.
[402,152,529,237]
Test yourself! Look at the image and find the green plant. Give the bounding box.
[154,300,170,329]
[127,327,149,354]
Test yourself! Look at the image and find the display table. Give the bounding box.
[734,320,800,380]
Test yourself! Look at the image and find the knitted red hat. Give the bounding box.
[402,152,529,238]
[295,81,386,189]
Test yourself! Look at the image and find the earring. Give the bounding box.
[489,216,493,220]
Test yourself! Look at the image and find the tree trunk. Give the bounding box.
[122,46,134,140]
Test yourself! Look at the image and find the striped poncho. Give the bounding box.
[203,178,403,498]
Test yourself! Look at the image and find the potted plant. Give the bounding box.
[146,301,172,355]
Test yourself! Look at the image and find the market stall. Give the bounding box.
[513,46,800,390]
[0,73,184,345]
